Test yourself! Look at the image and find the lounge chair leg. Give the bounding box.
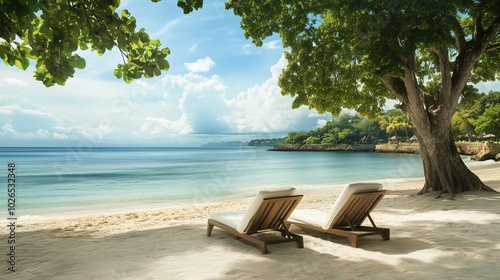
[259,244,268,254]
[347,235,358,248]
[292,233,304,249]
[207,220,215,237]
[279,221,304,249]
[381,228,390,241]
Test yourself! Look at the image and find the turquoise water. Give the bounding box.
[0,147,425,218]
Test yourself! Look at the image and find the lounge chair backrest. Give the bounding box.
[245,195,303,233]
[322,183,383,230]
[237,187,297,233]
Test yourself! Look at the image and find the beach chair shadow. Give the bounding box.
[207,187,304,254]
[287,182,390,248]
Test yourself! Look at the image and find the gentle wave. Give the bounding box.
[1,147,427,218]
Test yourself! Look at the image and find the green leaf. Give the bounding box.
[1,0,171,86]
[121,9,131,18]
[114,69,123,79]
[123,73,133,84]
[14,59,24,70]
[153,67,161,76]
[79,42,89,51]
[75,57,86,69]
[158,59,170,70]
[117,35,127,49]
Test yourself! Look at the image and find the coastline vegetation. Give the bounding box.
[250,91,499,147]
[247,138,285,147]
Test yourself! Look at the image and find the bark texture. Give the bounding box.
[380,14,500,194]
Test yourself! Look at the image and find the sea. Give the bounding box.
[0,146,432,219]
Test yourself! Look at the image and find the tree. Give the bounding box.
[452,108,476,141]
[183,0,500,196]
[397,114,413,141]
[379,115,398,142]
[284,131,310,144]
[0,0,170,86]
[476,91,500,116]
[378,109,407,142]
[475,104,500,138]
[353,117,382,143]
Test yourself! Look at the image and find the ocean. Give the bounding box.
[1,146,427,219]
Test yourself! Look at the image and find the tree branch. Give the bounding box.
[448,15,466,53]
[433,46,454,114]
[473,13,484,41]
[81,1,93,35]
[381,76,408,104]
[451,15,500,107]
[485,43,500,52]
[474,15,500,53]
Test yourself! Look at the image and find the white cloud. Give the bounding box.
[220,55,327,133]
[1,124,52,139]
[155,56,329,137]
[242,44,252,55]
[0,77,30,87]
[316,119,328,128]
[52,132,69,140]
[153,17,185,37]
[0,93,117,143]
[189,44,198,53]
[184,57,216,72]
[163,72,227,93]
[263,40,281,50]
[135,72,231,139]
[0,54,328,146]
[159,73,229,135]
[135,116,192,136]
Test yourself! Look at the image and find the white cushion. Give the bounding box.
[210,187,297,233]
[288,209,326,228]
[210,211,244,230]
[289,182,383,230]
[323,182,383,230]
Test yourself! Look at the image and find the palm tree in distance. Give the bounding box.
[452,108,475,142]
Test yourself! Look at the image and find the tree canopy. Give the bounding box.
[284,112,388,145]
[475,104,500,137]
[453,91,500,140]
[182,0,500,195]
[0,0,169,86]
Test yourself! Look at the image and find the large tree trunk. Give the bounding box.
[413,120,490,197]
[380,15,500,196]
[381,52,494,196]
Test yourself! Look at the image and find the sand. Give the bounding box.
[3,162,500,280]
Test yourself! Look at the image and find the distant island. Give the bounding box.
[200,141,247,148]
[201,138,286,148]
[247,138,285,147]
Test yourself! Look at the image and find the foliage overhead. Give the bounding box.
[0,0,169,86]
[181,1,499,194]
[177,0,500,118]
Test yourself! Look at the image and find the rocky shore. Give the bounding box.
[269,142,500,161]
[269,144,376,152]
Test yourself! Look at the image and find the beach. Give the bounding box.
[3,162,500,279]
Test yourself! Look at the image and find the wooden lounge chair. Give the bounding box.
[287,182,390,248]
[207,187,304,254]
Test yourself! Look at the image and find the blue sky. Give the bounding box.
[1,1,498,147]
[0,0,331,147]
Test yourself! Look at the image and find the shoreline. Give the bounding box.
[16,161,500,227]
[12,160,500,223]
[4,162,500,279]
[269,142,498,157]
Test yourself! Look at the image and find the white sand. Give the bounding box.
[3,162,500,279]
